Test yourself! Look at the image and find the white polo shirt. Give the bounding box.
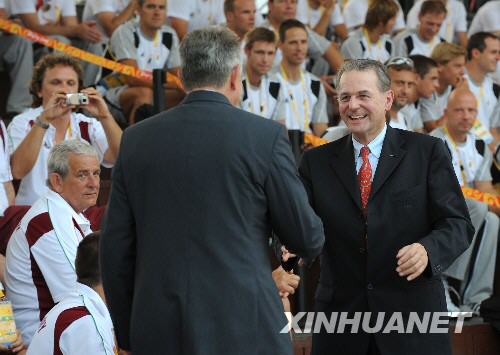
[28,283,117,355]
[0,120,12,216]
[340,28,393,62]
[5,190,93,345]
[389,111,409,131]
[10,0,76,25]
[8,107,111,206]
[296,0,344,32]
[241,74,286,121]
[82,0,132,41]
[407,0,467,43]
[342,0,405,33]
[393,29,444,57]
[464,71,498,129]
[468,0,500,36]
[167,0,226,32]
[275,69,328,133]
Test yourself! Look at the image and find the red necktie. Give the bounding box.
[358,146,372,210]
[36,0,44,10]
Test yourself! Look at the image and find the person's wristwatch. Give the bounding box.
[35,116,49,129]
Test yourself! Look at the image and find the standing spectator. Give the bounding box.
[8,54,122,206]
[393,0,446,57]
[340,0,399,62]
[275,20,328,136]
[407,0,467,47]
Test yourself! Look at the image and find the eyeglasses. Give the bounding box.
[385,57,414,69]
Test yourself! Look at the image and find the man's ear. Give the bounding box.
[385,90,395,111]
[229,64,241,90]
[48,173,63,193]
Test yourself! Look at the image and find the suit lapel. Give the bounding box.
[370,126,406,200]
[329,135,362,210]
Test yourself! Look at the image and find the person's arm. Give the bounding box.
[10,92,72,179]
[96,0,139,38]
[333,23,348,41]
[80,88,122,164]
[265,127,325,259]
[4,181,14,206]
[312,0,335,37]
[411,139,474,278]
[456,32,467,48]
[311,83,328,137]
[62,15,101,43]
[322,43,344,72]
[101,133,136,351]
[169,17,188,40]
[307,29,343,71]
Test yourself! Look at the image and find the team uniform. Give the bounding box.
[400,101,425,132]
[468,0,500,36]
[105,20,181,108]
[431,127,499,312]
[241,74,286,121]
[340,28,392,62]
[28,283,117,355]
[393,29,445,57]
[342,0,405,34]
[167,0,225,32]
[274,69,328,133]
[7,108,112,206]
[296,0,344,40]
[5,190,93,345]
[407,0,467,43]
[82,0,132,42]
[388,111,410,131]
[0,120,12,216]
[419,85,452,124]
[9,0,76,26]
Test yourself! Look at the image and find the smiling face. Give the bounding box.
[388,68,416,110]
[338,70,394,145]
[50,154,100,213]
[418,12,445,42]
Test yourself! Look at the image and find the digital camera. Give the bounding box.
[66,93,89,105]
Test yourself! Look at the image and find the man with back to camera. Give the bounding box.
[299,59,474,354]
[101,26,325,355]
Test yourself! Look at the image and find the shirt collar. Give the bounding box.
[352,124,387,159]
[45,189,90,228]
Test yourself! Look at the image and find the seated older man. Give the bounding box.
[5,140,101,346]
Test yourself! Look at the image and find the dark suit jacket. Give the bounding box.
[101,90,325,355]
[299,126,474,355]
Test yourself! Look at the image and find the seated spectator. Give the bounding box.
[105,0,184,124]
[5,140,101,345]
[403,54,440,132]
[0,0,33,117]
[296,0,347,41]
[81,0,140,85]
[420,42,466,132]
[275,19,328,136]
[340,0,399,62]
[262,0,343,75]
[224,0,257,41]
[407,0,467,47]
[27,232,118,354]
[242,28,286,123]
[0,118,14,217]
[168,0,225,40]
[393,0,446,58]
[342,0,405,35]
[431,88,499,313]
[9,0,103,86]
[385,57,421,132]
[8,54,122,206]
[464,32,500,146]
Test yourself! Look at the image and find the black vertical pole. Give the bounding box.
[153,69,165,114]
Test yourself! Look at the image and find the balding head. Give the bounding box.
[444,87,478,138]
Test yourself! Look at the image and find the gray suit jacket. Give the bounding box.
[101,90,325,354]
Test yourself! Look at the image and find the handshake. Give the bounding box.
[272,246,302,299]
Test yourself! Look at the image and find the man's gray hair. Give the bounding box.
[180,26,241,91]
[47,140,98,185]
[335,59,391,92]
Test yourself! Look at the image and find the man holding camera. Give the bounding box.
[8,54,122,206]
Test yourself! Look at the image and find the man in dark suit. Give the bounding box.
[100,26,325,355]
[299,59,474,355]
